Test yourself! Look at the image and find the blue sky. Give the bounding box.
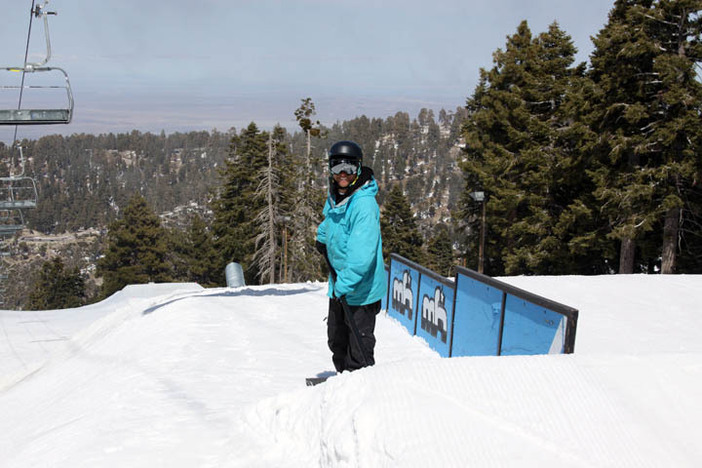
[1,0,614,141]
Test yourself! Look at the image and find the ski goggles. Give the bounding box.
[329,158,360,175]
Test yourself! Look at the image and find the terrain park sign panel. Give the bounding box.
[385,254,578,357]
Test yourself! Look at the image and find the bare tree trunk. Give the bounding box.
[267,134,276,284]
[282,225,288,283]
[661,207,680,274]
[619,238,635,274]
[306,129,311,186]
[253,133,278,284]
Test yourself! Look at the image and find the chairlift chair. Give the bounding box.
[0,177,38,210]
[0,221,25,257]
[0,218,24,258]
[0,224,25,235]
[0,1,73,125]
[0,66,74,124]
[0,146,39,210]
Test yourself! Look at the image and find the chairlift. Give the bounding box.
[0,146,38,210]
[0,208,26,257]
[0,1,73,125]
[0,232,14,256]
[0,210,23,253]
[0,178,38,210]
[0,208,21,223]
[0,223,25,235]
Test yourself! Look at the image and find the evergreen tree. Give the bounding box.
[97,193,171,298]
[640,0,702,273]
[381,184,424,263]
[211,123,268,284]
[28,257,86,310]
[273,128,302,283]
[165,226,190,282]
[167,214,221,287]
[426,224,455,277]
[587,0,663,273]
[294,97,324,176]
[587,0,702,273]
[460,21,593,275]
[185,214,222,286]
[289,99,326,282]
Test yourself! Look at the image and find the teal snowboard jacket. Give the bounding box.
[316,168,386,306]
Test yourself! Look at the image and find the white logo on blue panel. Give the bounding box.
[392,270,413,320]
[421,286,448,343]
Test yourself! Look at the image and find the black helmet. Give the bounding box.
[328,140,363,163]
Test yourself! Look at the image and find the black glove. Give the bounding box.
[315,240,327,257]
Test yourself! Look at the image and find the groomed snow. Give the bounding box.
[1,276,701,467]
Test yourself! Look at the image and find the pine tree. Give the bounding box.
[165,226,190,282]
[287,178,325,282]
[211,123,268,284]
[426,224,455,277]
[167,214,222,287]
[273,128,302,283]
[640,0,702,273]
[97,193,171,298]
[28,257,86,310]
[294,97,324,176]
[381,184,424,263]
[587,0,662,273]
[289,99,326,282]
[460,21,593,275]
[587,0,702,273]
[186,214,221,286]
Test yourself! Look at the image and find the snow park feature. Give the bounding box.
[453,266,577,356]
[387,253,578,358]
[388,255,456,357]
[1,275,702,466]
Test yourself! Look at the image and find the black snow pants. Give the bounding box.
[327,298,381,373]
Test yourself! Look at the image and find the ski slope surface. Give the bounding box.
[1,276,701,467]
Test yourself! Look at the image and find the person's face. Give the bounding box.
[330,158,359,189]
[333,170,356,189]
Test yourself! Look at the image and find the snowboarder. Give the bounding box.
[316,140,386,373]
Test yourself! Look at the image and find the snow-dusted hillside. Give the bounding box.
[1,276,701,467]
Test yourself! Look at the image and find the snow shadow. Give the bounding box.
[142,286,319,316]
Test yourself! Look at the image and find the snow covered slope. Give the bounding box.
[1,276,701,467]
